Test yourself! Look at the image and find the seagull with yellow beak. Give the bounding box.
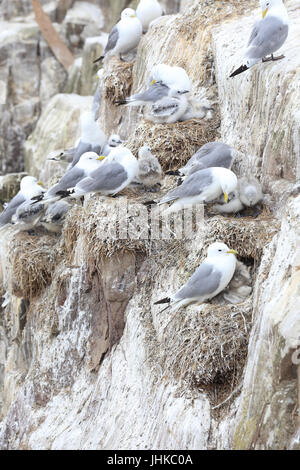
[158,167,238,215]
[230,0,289,77]
[93,8,142,63]
[154,242,238,314]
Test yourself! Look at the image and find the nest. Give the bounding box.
[8,232,59,300]
[103,58,134,105]
[161,298,252,387]
[125,117,220,172]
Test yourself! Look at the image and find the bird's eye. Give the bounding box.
[218,249,222,252]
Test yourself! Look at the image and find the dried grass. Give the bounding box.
[8,232,59,300]
[103,58,134,105]
[125,117,220,172]
[161,298,252,387]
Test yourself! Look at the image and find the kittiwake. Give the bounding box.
[212,176,263,214]
[230,0,289,77]
[132,145,162,190]
[154,242,238,313]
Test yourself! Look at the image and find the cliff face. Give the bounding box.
[0,0,299,450]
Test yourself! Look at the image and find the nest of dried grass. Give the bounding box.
[103,58,134,105]
[61,205,83,261]
[8,232,59,300]
[205,215,279,261]
[125,117,220,172]
[161,298,252,387]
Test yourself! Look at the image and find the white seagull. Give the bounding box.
[230,0,289,77]
[154,242,238,313]
[136,0,164,33]
[93,8,143,63]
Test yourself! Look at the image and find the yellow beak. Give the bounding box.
[227,249,238,255]
[150,79,156,86]
[224,192,229,203]
[37,181,44,186]
[131,14,136,18]
[262,8,268,18]
[97,155,106,161]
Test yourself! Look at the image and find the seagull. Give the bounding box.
[158,167,238,214]
[230,0,289,77]
[41,152,106,202]
[146,89,189,124]
[166,142,235,177]
[93,8,143,63]
[50,112,107,168]
[136,0,164,33]
[69,147,138,198]
[12,200,46,231]
[154,242,238,313]
[0,176,45,230]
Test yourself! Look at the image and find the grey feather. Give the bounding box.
[104,25,119,54]
[76,162,127,194]
[246,16,289,59]
[0,193,26,227]
[47,166,85,197]
[160,168,213,204]
[151,96,180,117]
[174,263,222,301]
[181,142,234,176]
[128,82,169,104]
[71,141,98,168]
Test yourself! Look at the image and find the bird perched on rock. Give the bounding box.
[41,152,106,202]
[158,167,238,214]
[93,8,143,63]
[136,0,164,32]
[51,112,107,168]
[102,134,124,156]
[167,142,235,177]
[132,145,162,191]
[212,176,263,214]
[40,200,71,234]
[68,147,138,198]
[0,176,45,230]
[154,242,238,313]
[230,0,289,77]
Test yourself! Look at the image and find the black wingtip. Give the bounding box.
[93,55,104,64]
[154,297,170,305]
[143,200,157,206]
[165,170,180,176]
[229,64,249,78]
[115,100,127,106]
[30,195,44,204]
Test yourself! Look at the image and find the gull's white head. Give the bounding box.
[219,169,238,203]
[121,8,136,19]
[77,152,105,170]
[150,64,191,93]
[207,242,238,258]
[20,176,43,191]
[260,0,285,18]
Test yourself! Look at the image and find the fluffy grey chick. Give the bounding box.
[132,145,162,191]
[40,200,71,233]
[212,176,263,214]
[102,134,124,156]
[222,260,252,304]
[12,200,46,232]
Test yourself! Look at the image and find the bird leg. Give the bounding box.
[262,54,285,63]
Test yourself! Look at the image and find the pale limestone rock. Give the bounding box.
[24,93,93,179]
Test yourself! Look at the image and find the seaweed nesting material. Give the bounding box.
[125,117,220,172]
[103,58,134,105]
[161,298,252,387]
[8,232,59,300]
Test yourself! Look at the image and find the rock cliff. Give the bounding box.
[0,0,299,450]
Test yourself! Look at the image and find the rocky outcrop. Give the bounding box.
[0,0,299,450]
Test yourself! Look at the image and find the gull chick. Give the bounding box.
[132,145,162,190]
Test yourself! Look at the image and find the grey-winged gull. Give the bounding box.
[103,134,124,156]
[146,90,189,124]
[158,167,238,214]
[40,200,71,233]
[167,142,235,177]
[154,242,238,313]
[93,8,142,63]
[136,0,163,32]
[0,176,45,230]
[230,0,289,77]
[69,147,138,198]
